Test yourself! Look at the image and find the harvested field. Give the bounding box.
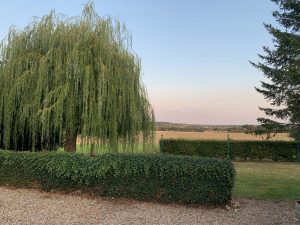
[75,131,291,150]
[0,186,298,225]
[156,131,291,143]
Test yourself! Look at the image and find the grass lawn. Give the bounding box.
[58,144,160,155]
[233,161,300,200]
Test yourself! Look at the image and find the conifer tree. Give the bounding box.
[251,0,300,142]
[0,3,155,153]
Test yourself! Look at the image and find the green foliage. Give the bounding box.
[0,150,235,205]
[0,2,155,152]
[251,0,300,139]
[156,122,204,132]
[160,139,298,161]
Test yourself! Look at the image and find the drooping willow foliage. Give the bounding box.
[0,3,155,153]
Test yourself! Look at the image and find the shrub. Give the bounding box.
[160,139,298,161]
[0,150,235,205]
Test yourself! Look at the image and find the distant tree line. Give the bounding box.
[156,122,261,133]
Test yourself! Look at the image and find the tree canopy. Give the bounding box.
[251,0,300,141]
[0,3,155,153]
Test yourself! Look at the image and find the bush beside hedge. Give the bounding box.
[0,150,235,205]
[160,139,298,161]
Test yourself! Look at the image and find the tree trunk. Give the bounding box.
[64,129,77,152]
[90,144,96,157]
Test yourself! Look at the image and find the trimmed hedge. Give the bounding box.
[160,139,299,161]
[0,150,235,205]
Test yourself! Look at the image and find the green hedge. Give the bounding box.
[0,150,235,205]
[160,139,299,161]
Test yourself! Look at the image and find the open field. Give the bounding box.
[75,131,291,148]
[233,162,300,200]
[156,131,291,143]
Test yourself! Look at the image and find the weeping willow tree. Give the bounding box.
[0,3,155,153]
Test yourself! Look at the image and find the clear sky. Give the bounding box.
[0,0,278,125]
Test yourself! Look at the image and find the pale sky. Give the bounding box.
[0,0,278,125]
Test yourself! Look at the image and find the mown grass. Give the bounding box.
[58,144,160,155]
[233,161,300,200]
